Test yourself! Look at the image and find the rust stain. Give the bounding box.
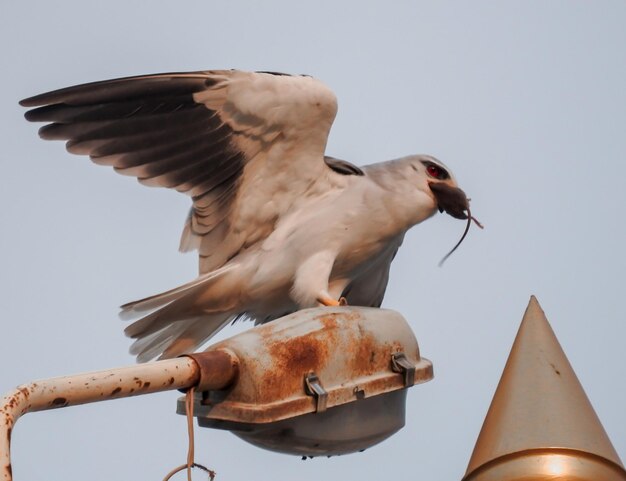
[262,328,331,399]
[185,350,238,391]
[351,331,379,377]
[319,313,339,331]
[111,387,122,395]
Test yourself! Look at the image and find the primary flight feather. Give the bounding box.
[21,69,478,361]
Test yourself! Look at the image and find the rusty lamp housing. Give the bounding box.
[177,307,433,457]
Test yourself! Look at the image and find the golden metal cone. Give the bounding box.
[462,296,626,481]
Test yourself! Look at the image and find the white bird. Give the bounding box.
[21,70,479,362]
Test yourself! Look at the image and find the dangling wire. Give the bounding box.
[162,387,215,481]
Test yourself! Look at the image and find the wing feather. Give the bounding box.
[22,70,340,273]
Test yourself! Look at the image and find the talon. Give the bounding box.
[317,296,341,307]
[339,297,348,306]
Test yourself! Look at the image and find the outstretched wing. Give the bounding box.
[21,70,340,272]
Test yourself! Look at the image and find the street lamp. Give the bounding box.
[1,306,433,480]
[178,306,433,457]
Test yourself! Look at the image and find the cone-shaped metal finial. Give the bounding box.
[463,296,626,481]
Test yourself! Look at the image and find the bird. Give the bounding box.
[20,69,480,362]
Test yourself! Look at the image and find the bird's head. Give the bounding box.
[409,155,476,221]
[411,155,483,265]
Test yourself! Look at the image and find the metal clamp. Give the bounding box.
[391,352,416,387]
[304,372,328,413]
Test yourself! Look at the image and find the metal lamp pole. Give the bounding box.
[0,351,238,481]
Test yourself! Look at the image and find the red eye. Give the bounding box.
[426,164,445,179]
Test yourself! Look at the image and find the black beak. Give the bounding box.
[429,182,470,220]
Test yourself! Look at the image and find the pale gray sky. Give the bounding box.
[1,1,625,480]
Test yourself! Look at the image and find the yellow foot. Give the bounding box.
[317,296,348,307]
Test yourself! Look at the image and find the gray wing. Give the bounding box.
[341,235,404,307]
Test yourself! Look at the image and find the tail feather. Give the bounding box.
[120,263,238,320]
[159,314,236,359]
[129,320,189,356]
[132,325,182,363]
[131,314,236,362]
[124,298,193,338]
[122,262,243,362]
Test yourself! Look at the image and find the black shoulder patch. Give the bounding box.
[324,156,364,176]
[256,71,292,76]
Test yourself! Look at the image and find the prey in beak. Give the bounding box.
[429,182,483,266]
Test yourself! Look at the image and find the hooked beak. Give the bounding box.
[429,182,470,220]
